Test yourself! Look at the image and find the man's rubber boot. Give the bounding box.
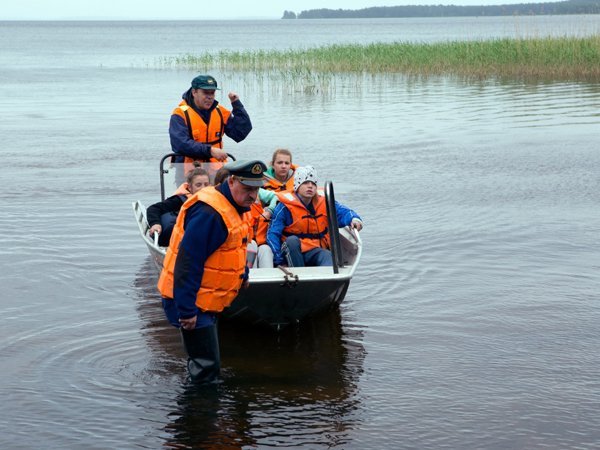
[180,325,221,384]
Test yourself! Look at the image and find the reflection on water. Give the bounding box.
[1,17,600,446]
[133,257,366,448]
[133,258,185,381]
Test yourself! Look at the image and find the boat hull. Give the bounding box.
[223,268,352,329]
[132,200,361,329]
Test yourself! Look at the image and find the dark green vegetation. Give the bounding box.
[282,0,600,19]
[159,36,600,82]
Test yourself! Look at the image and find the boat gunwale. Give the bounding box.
[132,200,362,282]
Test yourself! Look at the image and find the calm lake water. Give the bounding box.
[1,17,600,449]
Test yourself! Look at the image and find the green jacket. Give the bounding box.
[258,188,278,213]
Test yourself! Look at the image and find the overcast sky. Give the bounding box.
[3,0,553,20]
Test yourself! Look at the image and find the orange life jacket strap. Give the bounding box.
[183,105,224,146]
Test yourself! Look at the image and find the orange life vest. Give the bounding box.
[277,191,330,253]
[172,182,191,197]
[172,101,231,165]
[247,201,270,246]
[263,164,297,192]
[157,186,248,312]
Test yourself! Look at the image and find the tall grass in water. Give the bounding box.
[158,36,600,85]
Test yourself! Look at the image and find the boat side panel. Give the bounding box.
[222,279,351,329]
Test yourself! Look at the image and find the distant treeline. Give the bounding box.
[281,0,600,19]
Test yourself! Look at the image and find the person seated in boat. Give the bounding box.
[262,148,297,192]
[213,166,230,186]
[147,164,210,247]
[247,185,278,268]
[157,159,267,384]
[267,166,363,267]
[169,74,252,165]
[214,167,278,268]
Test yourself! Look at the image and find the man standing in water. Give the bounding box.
[169,74,252,163]
[157,160,267,383]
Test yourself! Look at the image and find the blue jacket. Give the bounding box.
[172,181,250,319]
[267,195,361,266]
[169,88,252,161]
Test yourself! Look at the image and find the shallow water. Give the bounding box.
[1,18,600,449]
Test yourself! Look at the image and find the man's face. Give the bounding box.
[229,177,259,208]
[192,88,215,110]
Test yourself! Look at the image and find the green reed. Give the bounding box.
[157,36,600,82]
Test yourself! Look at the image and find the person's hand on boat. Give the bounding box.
[179,315,197,330]
[350,219,363,231]
[242,279,250,289]
[149,224,162,237]
[228,91,240,103]
[210,147,228,161]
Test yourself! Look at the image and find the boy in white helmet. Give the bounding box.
[267,165,363,267]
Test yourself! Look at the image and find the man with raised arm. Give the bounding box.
[169,74,252,163]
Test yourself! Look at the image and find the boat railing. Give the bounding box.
[159,153,175,201]
[159,153,236,201]
[325,180,344,274]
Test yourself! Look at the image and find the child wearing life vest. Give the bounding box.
[262,148,297,192]
[267,166,363,267]
[147,165,210,246]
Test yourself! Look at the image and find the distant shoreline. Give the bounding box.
[282,0,600,19]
